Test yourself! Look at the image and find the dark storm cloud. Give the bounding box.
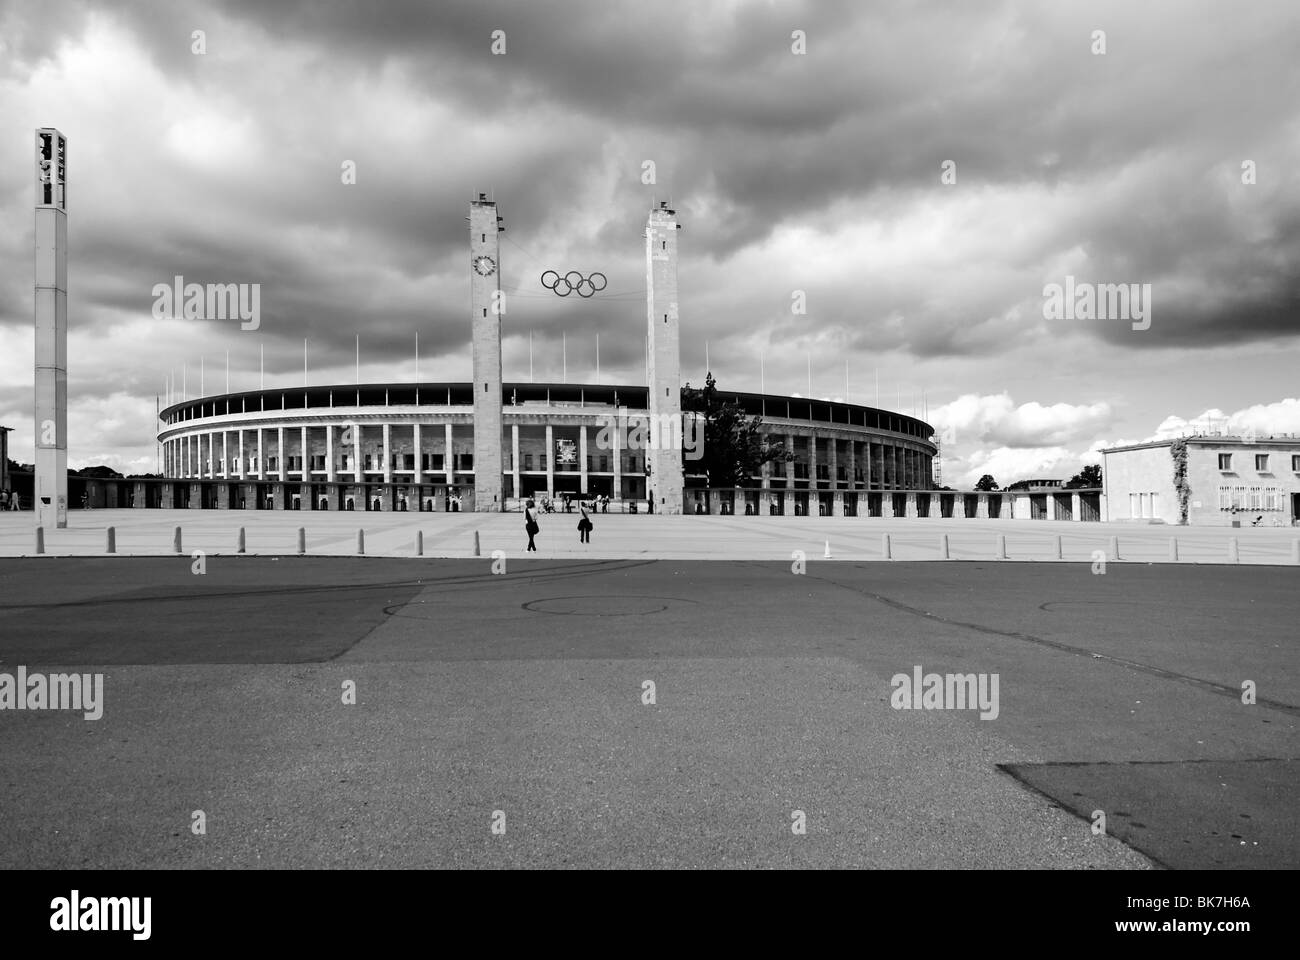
[2,0,1298,395]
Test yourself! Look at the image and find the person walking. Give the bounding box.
[577,502,593,544]
[525,499,540,552]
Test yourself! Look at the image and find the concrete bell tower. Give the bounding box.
[646,201,683,514]
[470,193,504,510]
[35,128,68,529]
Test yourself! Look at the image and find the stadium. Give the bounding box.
[148,195,940,517]
[153,379,938,517]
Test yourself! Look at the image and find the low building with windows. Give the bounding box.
[1101,436,1300,525]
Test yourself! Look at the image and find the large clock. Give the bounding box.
[473,255,496,277]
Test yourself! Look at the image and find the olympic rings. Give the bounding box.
[541,270,607,299]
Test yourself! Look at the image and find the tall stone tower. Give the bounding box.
[35,128,68,529]
[645,201,683,514]
[470,193,504,510]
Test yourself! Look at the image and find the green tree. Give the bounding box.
[1065,464,1102,488]
[681,373,793,487]
[973,474,999,491]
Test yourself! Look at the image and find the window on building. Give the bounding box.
[539,454,547,471]
[599,456,608,472]
[1293,455,1300,471]
[340,454,352,471]
[1218,453,1232,470]
[1249,486,1262,510]
[1255,454,1269,471]
[1218,485,1230,510]
[310,455,325,471]
[524,453,533,471]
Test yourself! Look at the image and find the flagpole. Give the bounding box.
[226,351,230,394]
[355,334,359,385]
[529,332,534,383]
[260,344,264,389]
[200,355,204,396]
[303,338,308,387]
[760,350,765,394]
[596,333,600,384]
[563,331,567,382]
[415,332,419,382]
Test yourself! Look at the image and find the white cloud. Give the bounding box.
[932,392,1112,447]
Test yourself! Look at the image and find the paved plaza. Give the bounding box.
[2,508,1299,564]
[0,546,1295,869]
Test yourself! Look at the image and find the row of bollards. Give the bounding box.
[22,525,1300,563]
[866,532,1297,563]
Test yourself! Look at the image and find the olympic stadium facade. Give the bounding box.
[154,379,939,516]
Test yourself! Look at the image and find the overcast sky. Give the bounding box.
[2,0,1297,484]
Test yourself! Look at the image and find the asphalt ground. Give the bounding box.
[0,557,1294,869]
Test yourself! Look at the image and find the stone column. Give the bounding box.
[832,491,844,516]
[545,424,554,496]
[256,429,264,480]
[882,489,895,518]
[905,491,918,518]
[189,482,202,508]
[277,426,286,480]
[237,429,247,480]
[785,433,796,487]
[976,493,990,519]
[412,423,422,485]
[326,425,336,482]
[221,432,228,478]
[382,423,392,484]
[1071,491,1081,522]
[511,423,521,503]
[353,424,363,484]
[444,423,454,485]
[216,484,230,509]
[579,425,589,496]
[809,435,819,491]
[613,419,622,500]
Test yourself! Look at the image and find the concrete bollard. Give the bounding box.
[1109,535,1120,560]
[474,531,481,557]
[1054,535,1063,560]
[881,534,891,560]
[1228,537,1239,564]
[415,530,424,557]
[996,534,1007,560]
[173,526,183,554]
[1293,539,1300,566]
[237,527,246,554]
[106,527,116,554]
[35,526,44,555]
[1169,538,1179,562]
[297,527,306,556]
[939,534,949,559]
[357,529,365,556]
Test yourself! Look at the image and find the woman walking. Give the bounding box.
[525,499,541,552]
